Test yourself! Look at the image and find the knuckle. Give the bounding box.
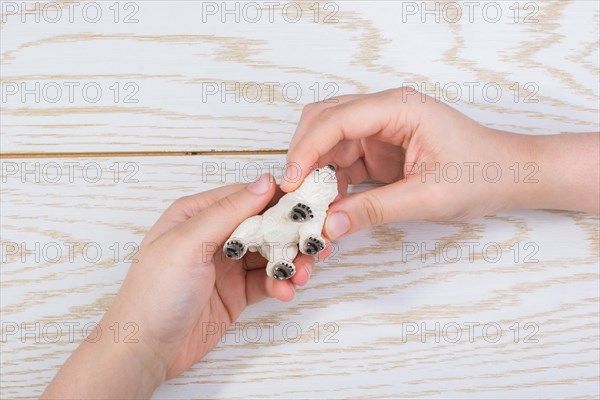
[172,195,192,210]
[394,86,431,104]
[172,194,211,216]
[301,102,318,116]
[215,194,238,214]
[318,106,337,124]
[397,86,419,97]
[195,193,216,210]
[360,193,385,227]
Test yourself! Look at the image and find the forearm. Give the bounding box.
[41,309,166,399]
[509,132,600,214]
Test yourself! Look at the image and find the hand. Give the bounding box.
[282,88,599,239]
[43,173,316,399]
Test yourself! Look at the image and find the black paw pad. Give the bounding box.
[290,203,313,222]
[303,236,325,255]
[272,261,295,280]
[224,240,245,259]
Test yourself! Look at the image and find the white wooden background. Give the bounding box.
[1,1,599,398]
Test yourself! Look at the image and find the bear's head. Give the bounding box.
[294,164,338,206]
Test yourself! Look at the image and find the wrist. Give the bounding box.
[499,131,541,211]
[42,309,166,399]
[99,306,168,394]
[473,127,538,214]
[492,131,599,214]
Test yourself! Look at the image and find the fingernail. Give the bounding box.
[248,173,271,195]
[326,212,350,239]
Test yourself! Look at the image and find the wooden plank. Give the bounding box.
[1,155,598,398]
[1,0,599,153]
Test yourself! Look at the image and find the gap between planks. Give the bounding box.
[0,149,287,159]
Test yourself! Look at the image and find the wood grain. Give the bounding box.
[1,155,599,399]
[1,0,598,154]
[1,1,599,399]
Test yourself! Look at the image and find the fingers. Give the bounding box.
[174,173,275,252]
[317,240,335,260]
[282,89,410,192]
[317,139,364,171]
[144,184,245,245]
[245,252,315,304]
[324,180,429,239]
[288,94,363,153]
[290,253,314,287]
[245,269,296,304]
[335,158,370,196]
[245,268,297,304]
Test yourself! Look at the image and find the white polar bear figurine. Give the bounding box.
[223,164,338,280]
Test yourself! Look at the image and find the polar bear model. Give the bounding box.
[223,164,338,280]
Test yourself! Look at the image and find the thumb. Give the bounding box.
[176,173,275,248]
[324,180,429,239]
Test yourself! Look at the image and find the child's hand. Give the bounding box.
[282,88,599,239]
[43,174,316,398]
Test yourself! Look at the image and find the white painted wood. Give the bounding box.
[1,1,598,153]
[1,155,598,398]
[1,1,599,398]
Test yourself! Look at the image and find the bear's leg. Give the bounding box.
[298,215,327,256]
[223,215,263,260]
[266,244,298,280]
[289,202,314,222]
